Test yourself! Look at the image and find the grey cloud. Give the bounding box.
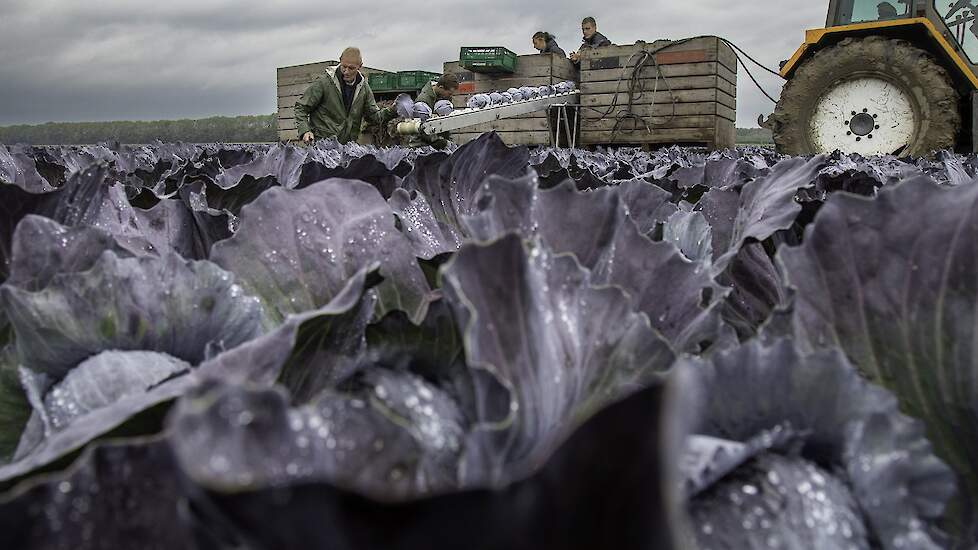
[0,0,827,126]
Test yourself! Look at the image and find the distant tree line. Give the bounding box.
[735,127,774,145]
[0,114,279,145]
[0,113,772,147]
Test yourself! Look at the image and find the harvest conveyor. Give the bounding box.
[393,90,580,145]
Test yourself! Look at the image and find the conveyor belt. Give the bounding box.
[394,91,581,135]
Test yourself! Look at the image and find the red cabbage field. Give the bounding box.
[0,134,976,549]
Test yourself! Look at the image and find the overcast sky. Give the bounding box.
[0,0,827,127]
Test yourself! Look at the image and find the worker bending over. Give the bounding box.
[409,74,460,149]
[569,17,612,64]
[295,47,395,144]
[532,31,567,58]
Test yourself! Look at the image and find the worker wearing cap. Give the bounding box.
[295,47,396,144]
[569,17,613,65]
[407,73,459,149]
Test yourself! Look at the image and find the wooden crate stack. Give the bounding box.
[275,61,390,142]
[578,36,737,149]
[443,53,577,146]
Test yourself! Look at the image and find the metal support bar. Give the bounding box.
[972,90,978,153]
[551,105,563,147]
[565,105,578,149]
[548,104,579,149]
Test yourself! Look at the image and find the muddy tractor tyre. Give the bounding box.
[769,36,960,156]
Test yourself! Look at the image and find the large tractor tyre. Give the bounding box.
[769,36,960,157]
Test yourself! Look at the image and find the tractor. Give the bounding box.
[764,0,978,156]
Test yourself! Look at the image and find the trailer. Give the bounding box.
[274,35,738,150]
[439,37,737,149]
[577,36,737,150]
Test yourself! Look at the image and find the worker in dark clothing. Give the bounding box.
[408,73,459,149]
[877,2,899,19]
[295,47,395,144]
[533,31,567,58]
[569,17,612,65]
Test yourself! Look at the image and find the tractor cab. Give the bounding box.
[828,0,915,25]
[827,0,978,63]
[818,0,978,80]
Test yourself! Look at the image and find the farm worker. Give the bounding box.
[407,73,460,149]
[569,17,613,65]
[295,47,395,144]
[877,2,899,18]
[532,31,567,58]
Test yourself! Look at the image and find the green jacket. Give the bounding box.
[294,69,393,144]
[408,81,450,149]
[415,81,439,108]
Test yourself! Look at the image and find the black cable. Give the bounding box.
[589,40,679,119]
[591,39,692,142]
[610,50,671,141]
[717,38,784,78]
[728,47,781,104]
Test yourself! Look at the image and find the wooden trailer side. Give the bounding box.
[578,37,738,150]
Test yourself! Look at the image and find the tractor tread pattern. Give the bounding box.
[770,36,960,156]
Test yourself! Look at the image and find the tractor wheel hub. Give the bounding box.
[849,112,875,136]
[809,77,915,156]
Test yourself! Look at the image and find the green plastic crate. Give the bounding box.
[368,73,398,92]
[396,71,441,90]
[460,47,517,74]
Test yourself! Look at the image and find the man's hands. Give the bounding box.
[569,51,580,62]
[302,132,314,143]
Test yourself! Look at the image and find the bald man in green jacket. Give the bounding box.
[295,47,395,144]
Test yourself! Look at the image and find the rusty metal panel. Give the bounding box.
[655,49,709,65]
[589,56,621,70]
